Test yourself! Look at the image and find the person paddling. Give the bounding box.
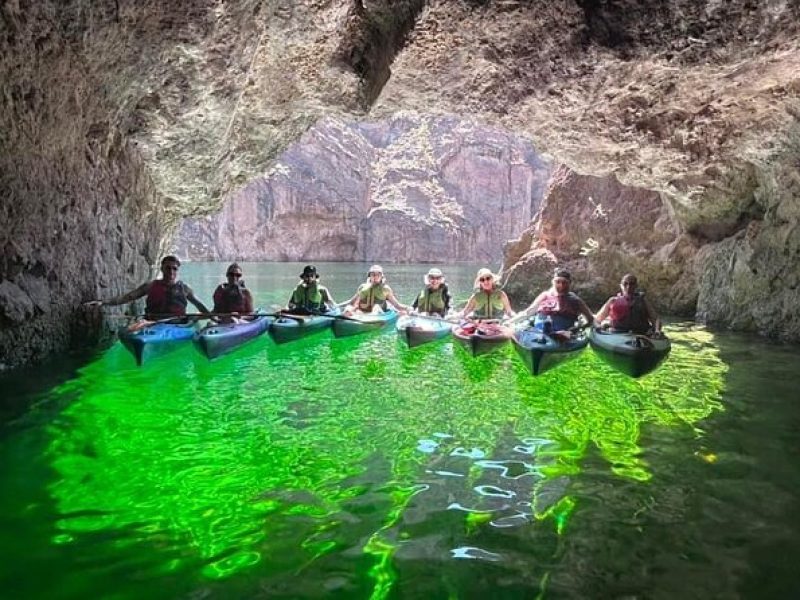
[594,273,662,335]
[344,265,408,316]
[212,263,254,323]
[411,268,451,318]
[286,265,337,314]
[85,255,210,329]
[519,268,594,340]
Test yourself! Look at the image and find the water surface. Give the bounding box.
[1,262,798,599]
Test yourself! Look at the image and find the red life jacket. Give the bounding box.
[213,283,248,313]
[609,292,649,333]
[145,280,188,317]
[536,291,581,320]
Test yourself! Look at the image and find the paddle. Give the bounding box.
[403,313,461,325]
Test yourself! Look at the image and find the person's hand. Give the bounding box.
[84,300,103,307]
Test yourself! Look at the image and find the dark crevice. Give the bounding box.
[334,0,426,109]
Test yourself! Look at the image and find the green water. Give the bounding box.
[1,262,799,598]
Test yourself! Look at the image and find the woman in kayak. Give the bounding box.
[594,273,662,335]
[520,268,594,338]
[411,268,451,317]
[286,265,337,314]
[344,265,409,315]
[457,268,515,321]
[85,255,210,327]
[212,263,254,323]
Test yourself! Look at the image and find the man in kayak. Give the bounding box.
[212,263,254,323]
[594,273,662,335]
[286,265,337,314]
[519,268,594,340]
[411,268,451,317]
[85,255,210,326]
[344,265,409,315]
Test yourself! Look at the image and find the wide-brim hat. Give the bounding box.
[424,268,445,285]
[368,264,384,275]
[300,265,319,278]
[473,268,500,289]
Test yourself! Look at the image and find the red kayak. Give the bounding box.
[452,321,512,357]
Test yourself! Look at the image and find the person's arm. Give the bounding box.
[345,291,359,308]
[643,297,661,333]
[457,295,476,319]
[322,287,337,307]
[522,292,546,317]
[85,282,151,307]
[594,299,611,326]
[500,291,516,318]
[443,287,451,314]
[242,289,254,314]
[577,298,594,325]
[385,287,408,312]
[186,286,210,314]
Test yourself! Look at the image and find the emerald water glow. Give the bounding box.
[2,263,798,599]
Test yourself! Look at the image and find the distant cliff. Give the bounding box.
[173,115,551,263]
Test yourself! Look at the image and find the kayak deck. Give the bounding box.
[396,315,452,348]
[118,321,199,366]
[589,329,671,378]
[193,315,273,359]
[332,310,399,338]
[512,326,589,376]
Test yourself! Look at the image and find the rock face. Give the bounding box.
[173,115,550,263]
[2,0,800,367]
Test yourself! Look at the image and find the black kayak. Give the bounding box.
[588,329,671,378]
[512,325,589,376]
[331,310,398,338]
[269,307,341,344]
[193,315,273,360]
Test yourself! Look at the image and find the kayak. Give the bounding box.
[396,315,451,348]
[269,307,341,344]
[452,322,512,357]
[588,329,671,378]
[331,309,399,338]
[512,324,589,376]
[193,315,273,360]
[118,320,199,366]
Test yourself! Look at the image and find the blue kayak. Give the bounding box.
[396,315,451,348]
[193,315,274,359]
[269,307,341,344]
[332,309,398,338]
[512,324,589,376]
[118,321,199,366]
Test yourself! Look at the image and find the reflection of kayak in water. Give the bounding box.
[396,315,451,348]
[452,321,512,357]
[331,309,398,337]
[193,315,273,360]
[269,307,341,344]
[118,321,199,366]
[589,329,671,378]
[512,325,589,376]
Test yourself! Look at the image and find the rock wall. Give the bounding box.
[173,115,551,263]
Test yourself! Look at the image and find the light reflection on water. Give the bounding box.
[0,263,798,599]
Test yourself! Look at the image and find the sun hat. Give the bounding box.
[424,267,445,285]
[300,265,319,278]
[473,268,500,289]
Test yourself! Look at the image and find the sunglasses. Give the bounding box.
[429,276,442,280]
[163,265,179,271]
[479,276,493,282]
[227,272,242,278]
[622,281,636,287]
[369,272,382,276]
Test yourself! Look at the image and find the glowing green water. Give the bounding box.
[1,263,799,599]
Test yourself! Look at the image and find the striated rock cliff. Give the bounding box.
[174,114,550,263]
[2,0,800,366]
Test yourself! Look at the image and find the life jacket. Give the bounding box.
[415,285,448,316]
[535,290,582,331]
[357,282,389,312]
[213,282,248,313]
[145,280,188,317]
[289,282,328,312]
[609,292,650,333]
[472,289,505,319]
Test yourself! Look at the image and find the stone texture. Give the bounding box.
[173,115,551,263]
[2,0,800,367]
